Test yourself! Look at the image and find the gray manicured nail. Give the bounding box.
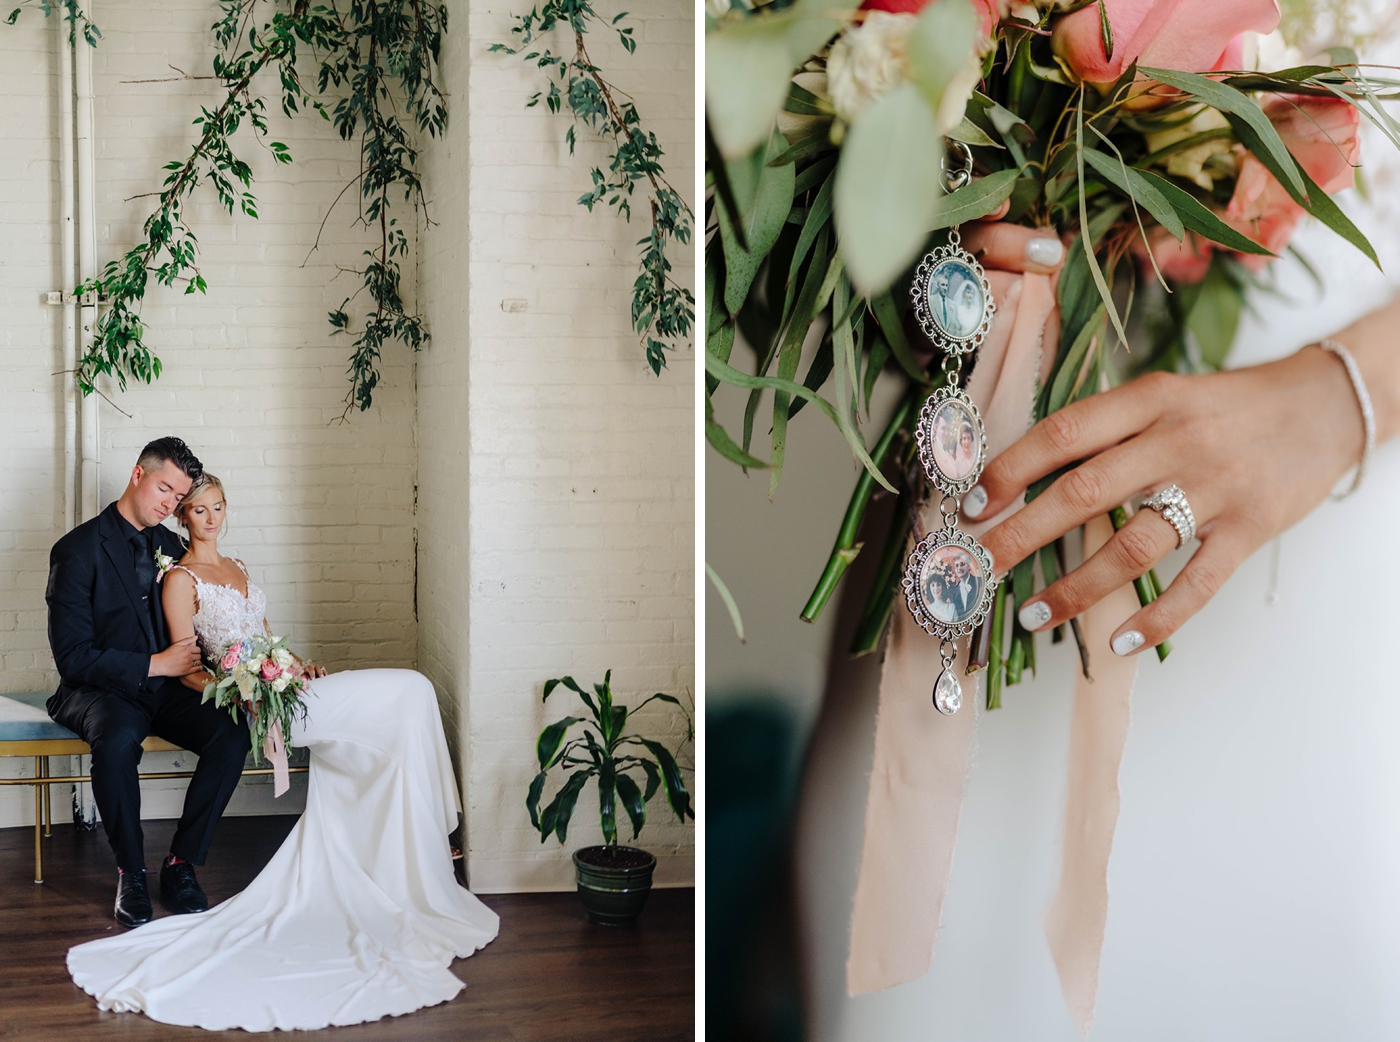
[963,485,988,519]
[1026,237,1064,268]
[1111,630,1146,656]
[1018,600,1052,631]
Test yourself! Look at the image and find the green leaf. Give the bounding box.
[869,292,927,384]
[946,115,1002,149]
[1138,66,1307,200]
[1223,113,1378,268]
[905,0,978,113]
[930,168,1021,232]
[543,769,593,844]
[1097,0,1113,61]
[1082,144,1183,240]
[834,83,944,293]
[707,564,745,644]
[718,129,796,315]
[1046,302,1106,415]
[615,772,646,840]
[526,770,548,829]
[536,716,582,770]
[1074,94,1130,351]
[637,739,694,822]
[1133,170,1274,256]
[781,166,835,329]
[1187,257,1241,369]
[597,754,617,846]
[706,351,898,493]
[706,396,769,469]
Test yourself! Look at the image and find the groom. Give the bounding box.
[46,437,250,927]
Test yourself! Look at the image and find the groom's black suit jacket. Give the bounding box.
[46,502,188,705]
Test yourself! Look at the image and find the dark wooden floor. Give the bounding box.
[0,817,694,1041]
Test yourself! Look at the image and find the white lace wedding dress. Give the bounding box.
[795,130,1400,1040]
[66,566,501,1031]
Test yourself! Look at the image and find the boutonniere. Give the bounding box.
[154,550,175,583]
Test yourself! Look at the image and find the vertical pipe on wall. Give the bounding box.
[75,10,98,523]
[59,16,76,532]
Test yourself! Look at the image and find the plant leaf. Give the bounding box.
[636,739,694,822]
[930,168,1021,231]
[536,716,582,770]
[1138,66,1307,200]
[718,129,796,315]
[834,83,944,293]
[1133,170,1274,256]
[615,772,646,840]
[1082,141,1183,240]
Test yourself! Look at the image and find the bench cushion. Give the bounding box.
[0,691,181,752]
[0,692,79,742]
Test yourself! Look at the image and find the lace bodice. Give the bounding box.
[170,561,268,661]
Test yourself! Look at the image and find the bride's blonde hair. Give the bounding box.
[174,472,228,536]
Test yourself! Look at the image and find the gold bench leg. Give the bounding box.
[42,756,51,837]
[33,757,42,884]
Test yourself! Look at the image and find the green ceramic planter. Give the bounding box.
[572,845,657,926]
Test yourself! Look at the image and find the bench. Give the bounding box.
[0,691,305,883]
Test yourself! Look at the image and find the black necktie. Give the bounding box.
[132,528,157,642]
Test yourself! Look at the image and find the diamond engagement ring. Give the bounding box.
[1143,485,1196,547]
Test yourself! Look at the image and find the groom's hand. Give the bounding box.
[150,636,203,678]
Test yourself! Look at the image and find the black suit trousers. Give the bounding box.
[49,680,250,872]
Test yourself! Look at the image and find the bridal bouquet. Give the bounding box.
[706,0,1396,699]
[203,634,310,766]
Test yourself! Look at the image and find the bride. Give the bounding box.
[66,472,500,1031]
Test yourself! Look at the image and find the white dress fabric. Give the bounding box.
[795,133,1400,1038]
[66,571,501,1031]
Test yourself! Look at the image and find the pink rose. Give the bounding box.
[1052,0,1279,87]
[261,660,283,681]
[1225,94,1360,268]
[861,0,1007,44]
[1134,227,1214,283]
[221,644,242,671]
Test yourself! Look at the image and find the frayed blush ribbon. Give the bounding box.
[845,271,1139,1038]
[265,719,291,798]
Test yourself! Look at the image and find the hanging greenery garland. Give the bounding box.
[7,0,445,415]
[490,0,694,375]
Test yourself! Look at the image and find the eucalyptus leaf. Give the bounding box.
[706,396,769,468]
[946,115,1002,148]
[835,83,945,293]
[1187,258,1241,370]
[1134,170,1274,256]
[1139,66,1307,200]
[930,168,1021,231]
[1082,144,1183,240]
[718,129,795,316]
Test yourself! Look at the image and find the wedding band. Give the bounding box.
[1143,484,1195,547]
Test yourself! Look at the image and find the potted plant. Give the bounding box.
[527,670,694,925]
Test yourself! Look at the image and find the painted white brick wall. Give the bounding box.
[418,0,695,891]
[0,3,418,826]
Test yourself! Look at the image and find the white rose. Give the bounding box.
[1145,107,1235,190]
[827,12,917,124]
[272,674,290,694]
[248,655,265,674]
[272,648,294,669]
[235,670,257,701]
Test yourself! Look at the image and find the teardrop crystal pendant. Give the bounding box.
[933,665,962,715]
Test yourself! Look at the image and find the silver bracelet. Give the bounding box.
[1317,337,1376,499]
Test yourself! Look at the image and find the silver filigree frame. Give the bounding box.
[902,527,998,639]
[910,245,995,357]
[914,385,987,497]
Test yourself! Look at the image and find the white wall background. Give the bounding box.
[0,0,694,890]
[419,0,695,892]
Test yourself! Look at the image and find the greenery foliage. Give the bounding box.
[527,670,694,847]
[706,0,1400,683]
[11,0,446,414]
[491,0,694,375]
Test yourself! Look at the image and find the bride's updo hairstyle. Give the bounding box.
[174,472,228,538]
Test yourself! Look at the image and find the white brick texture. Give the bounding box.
[417,0,695,890]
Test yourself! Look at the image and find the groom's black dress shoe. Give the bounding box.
[160,857,209,914]
[114,871,153,928]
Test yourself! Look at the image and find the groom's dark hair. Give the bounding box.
[136,436,203,481]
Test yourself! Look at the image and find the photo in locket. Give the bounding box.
[925,258,985,341]
[928,398,980,482]
[918,544,985,625]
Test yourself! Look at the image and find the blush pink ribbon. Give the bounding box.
[846,271,1140,1037]
[264,720,290,798]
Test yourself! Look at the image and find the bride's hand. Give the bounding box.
[967,346,1366,654]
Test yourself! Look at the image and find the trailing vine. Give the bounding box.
[5,0,100,45]
[491,0,693,375]
[9,0,446,414]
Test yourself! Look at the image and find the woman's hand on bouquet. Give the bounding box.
[302,662,328,679]
[966,347,1366,654]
